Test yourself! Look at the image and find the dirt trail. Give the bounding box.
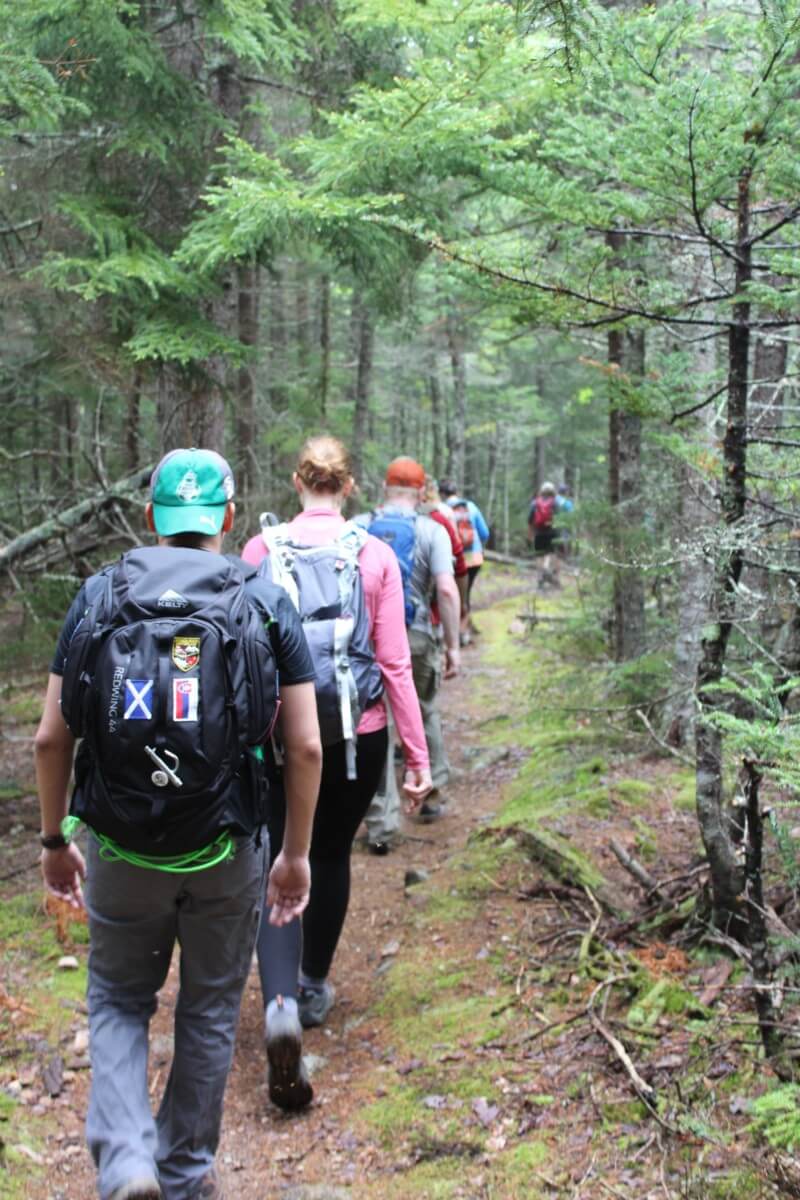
[15,568,534,1200]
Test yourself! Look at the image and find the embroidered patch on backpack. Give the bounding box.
[172,678,199,722]
[171,636,200,672]
[124,679,153,720]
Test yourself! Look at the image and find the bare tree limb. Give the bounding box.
[0,466,152,575]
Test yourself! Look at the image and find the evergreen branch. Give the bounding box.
[668,384,728,424]
[686,87,743,269]
[748,203,800,248]
[238,74,316,100]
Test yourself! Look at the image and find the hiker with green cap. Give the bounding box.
[34,447,322,1200]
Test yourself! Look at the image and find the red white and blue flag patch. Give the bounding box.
[172,677,199,722]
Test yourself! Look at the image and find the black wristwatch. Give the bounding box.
[40,831,70,850]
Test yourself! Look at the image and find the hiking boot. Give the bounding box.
[108,1180,161,1200]
[191,1167,223,1199]
[298,980,335,1029]
[418,791,445,823]
[266,995,313,1112]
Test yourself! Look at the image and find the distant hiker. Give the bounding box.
[421,475,470,634]
[555,483,575,557]
[439,479,490,644]
[241,436,431,1104]
[35,448,321,1200]
[359,457,461,848]
[556,483,574,516]
[528,480,559,584]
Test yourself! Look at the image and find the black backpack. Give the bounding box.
[258,519,383,778]
[60,546,278,857]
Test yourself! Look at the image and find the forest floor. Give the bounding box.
[0,563,788,1200]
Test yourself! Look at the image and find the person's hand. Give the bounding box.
[444,645,461,679]
[42,843,86,910]
[267,851,311,926]
[402,767,433,812]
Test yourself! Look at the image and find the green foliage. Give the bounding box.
[749,1084,800,1152]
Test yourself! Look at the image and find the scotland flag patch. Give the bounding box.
[124,679,153,720]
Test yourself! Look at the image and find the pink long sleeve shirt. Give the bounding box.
[241,509,430,773]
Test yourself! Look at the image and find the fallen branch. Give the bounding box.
[609,837,667,901]
[700,929,752,963]
[587,977,678,1133]
[484,549,537,569]
[634,709,694,767]
[0,465,152,575]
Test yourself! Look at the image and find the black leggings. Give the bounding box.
[466,564,482,609]
[256,727,388,1005]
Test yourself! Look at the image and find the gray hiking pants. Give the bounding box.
[84,832,267,1200]
[365,629,450,842]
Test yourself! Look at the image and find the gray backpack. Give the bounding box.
[258,519,383,778]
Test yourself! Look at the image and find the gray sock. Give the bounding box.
[266,995,299,1032]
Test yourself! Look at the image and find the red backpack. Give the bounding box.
[532,496,555,530]
[451,500,476,551]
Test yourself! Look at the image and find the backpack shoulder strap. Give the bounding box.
[337,520,369,556]
[259,524,300,611]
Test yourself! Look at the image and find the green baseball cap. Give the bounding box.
[150,448,235,537]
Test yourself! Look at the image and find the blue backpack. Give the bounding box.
[366,508,418,626]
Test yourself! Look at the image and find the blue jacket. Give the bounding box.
[447,497,490,556]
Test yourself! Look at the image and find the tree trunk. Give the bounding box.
[318,274,331,418]
[742,760,792,1075]
[664,460,714,746]
[607,255,646,663]
[269,267,287,413]
[532,436,546,494]
[64,397,79,488]
[295,266,310,377]
[125,369,142,471]
[486,422,500,525]
[424,343,443,477]
[446,313,466,485]
[694,166,752,936]
[236,262,260,501]
[156,364,182,454]
[663,321,717,746]
[350,295,374,484]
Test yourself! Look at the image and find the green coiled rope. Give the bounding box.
[61,815,235,874]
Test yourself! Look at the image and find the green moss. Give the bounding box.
[418,888,474,926]
[505,1138,549,1169]
[632,816,658,862]
[673,771,696,812]
[585,786,612,817]
[627,977,701,1029]
[2,694,43,724]
[601,1098,649,1123]
[0,892,87,1037]
[360,1082,428,1144]
[366,1158,470,1199]
[612,778,652,808]
[0,779,25,801]
[392,994,511,1057]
